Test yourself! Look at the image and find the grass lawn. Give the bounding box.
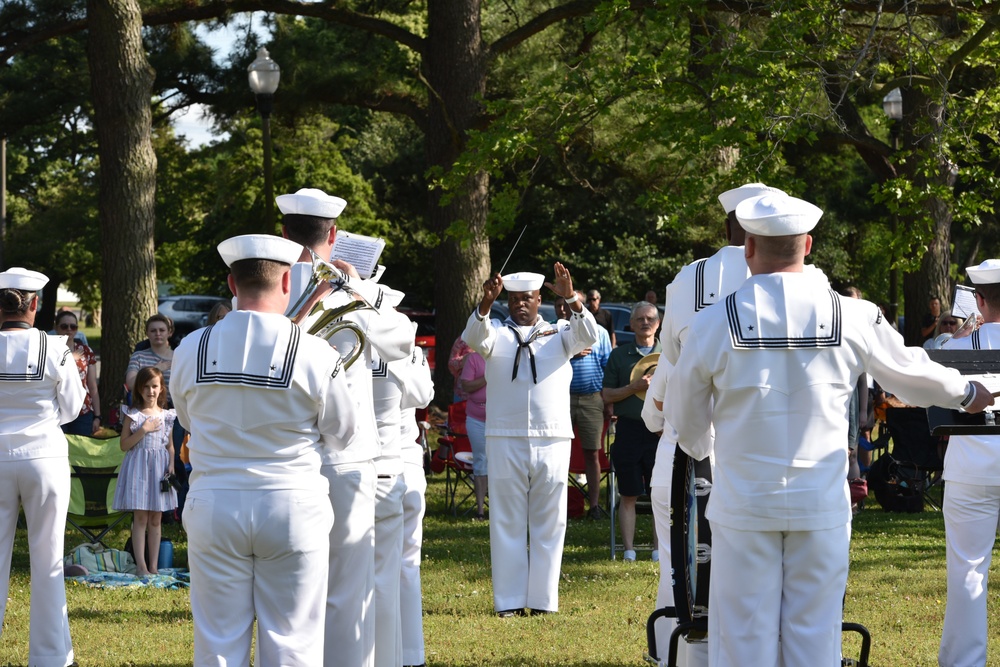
[1,475,999,666]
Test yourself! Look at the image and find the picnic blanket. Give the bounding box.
[65,568,190,589]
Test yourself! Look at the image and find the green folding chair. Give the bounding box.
[65,434,131,548]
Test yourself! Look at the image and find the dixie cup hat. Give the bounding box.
[217,235,304,267]
[966,258,1000,285]
[502,272,545,292]
[275,188,348,219]
[735,192,823,237]
[717,183,786,214]
[0,267,49,292]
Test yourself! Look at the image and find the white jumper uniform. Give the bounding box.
[0,329,84,667]
[939,324,1000,667]
[172,311,356,667]
[666,272,974,667]
[291,262,414,667]
[463,307,598,612]
[398,347,434,667]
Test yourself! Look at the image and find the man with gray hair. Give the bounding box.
[602,301,661,561]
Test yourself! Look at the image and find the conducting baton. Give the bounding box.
[497,224,528,276]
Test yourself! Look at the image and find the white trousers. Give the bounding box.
[486,436,569,612]
[709,522,850,667]
[374,474,404,667]
[322,461,377,667]
[0,457,73,667]
[183,487,333,667]
[651,483,708,667]
[400,461,427,667]
[939,480,1000,667]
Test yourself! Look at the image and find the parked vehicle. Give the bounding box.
[157,295,229,336]
[601,302,635,347]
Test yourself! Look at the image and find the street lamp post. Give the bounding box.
[248,48,281,234]
[882,88,903,330]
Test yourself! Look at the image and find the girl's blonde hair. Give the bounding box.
[133,367,167,410]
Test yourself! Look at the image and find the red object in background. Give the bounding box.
[399,308,436,371]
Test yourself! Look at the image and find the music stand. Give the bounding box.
[926,350,1000,436]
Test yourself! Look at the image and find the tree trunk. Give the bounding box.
[86,0,158,418]
[425,0,490,405]
[901,90,954,346]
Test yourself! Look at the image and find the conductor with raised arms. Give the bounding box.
[462,263,599,617]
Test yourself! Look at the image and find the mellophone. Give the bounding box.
[285,251,374,369]
[926,349,1000,435]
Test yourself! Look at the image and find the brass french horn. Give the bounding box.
[286,251,373,369]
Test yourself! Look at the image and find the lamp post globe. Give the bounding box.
[248,47,281,233]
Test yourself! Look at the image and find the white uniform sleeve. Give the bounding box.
[660,280,682,365]
[170,335,195,431]
[664,330,714,460]
[347,280,415,362]
[462,308,498,359]
[641,357,671,433]
[317,349,358,450]
[864,310,970,409]
[561,308,600,357]
[54,342,86,424]
[398,347,435,410]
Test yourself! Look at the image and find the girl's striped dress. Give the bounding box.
[112,408,179,512]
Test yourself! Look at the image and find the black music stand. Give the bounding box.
[926,350,1000,436]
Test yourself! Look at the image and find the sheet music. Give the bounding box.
[953,284,980,320]
[331,231,386,280]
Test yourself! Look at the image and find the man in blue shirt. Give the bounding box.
[557,292,612,519]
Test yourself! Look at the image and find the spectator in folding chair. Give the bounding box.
[0,267,85,667]
[557,292,612,520]
[463,264,598,617]
[459,350,489,520]
[939,258,1000,667]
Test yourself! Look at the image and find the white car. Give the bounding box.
[157,295,229,336]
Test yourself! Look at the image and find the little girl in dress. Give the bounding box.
[112,366,178,575]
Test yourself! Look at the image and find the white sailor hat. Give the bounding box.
[275,188,347,219]
[0,267,48,291]
[735,192,822,236]
[502,272,545,292]
[718,183,786,214]
[217,234,304,267]
[966,259,1000,285]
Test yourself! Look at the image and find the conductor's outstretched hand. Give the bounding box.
[544,262,574,300]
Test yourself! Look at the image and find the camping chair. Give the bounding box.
[868,407,945,512]
[568,419,613,518]
[437,401,477,516]
[66,433,131,547]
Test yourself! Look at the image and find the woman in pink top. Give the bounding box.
[459,351,488,519]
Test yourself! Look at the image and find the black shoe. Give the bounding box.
[496,608,525,618]
[528,608,555,616]
[587,507,603,520]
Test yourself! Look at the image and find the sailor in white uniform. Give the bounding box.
[939,259,1000,667]
[172,234,357,667]
[645,182,782,666]
[462,264,599,615]
[0,268,84,667]
[666,193,993,667]
[398,344,434,667]
[277,187,414,667]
